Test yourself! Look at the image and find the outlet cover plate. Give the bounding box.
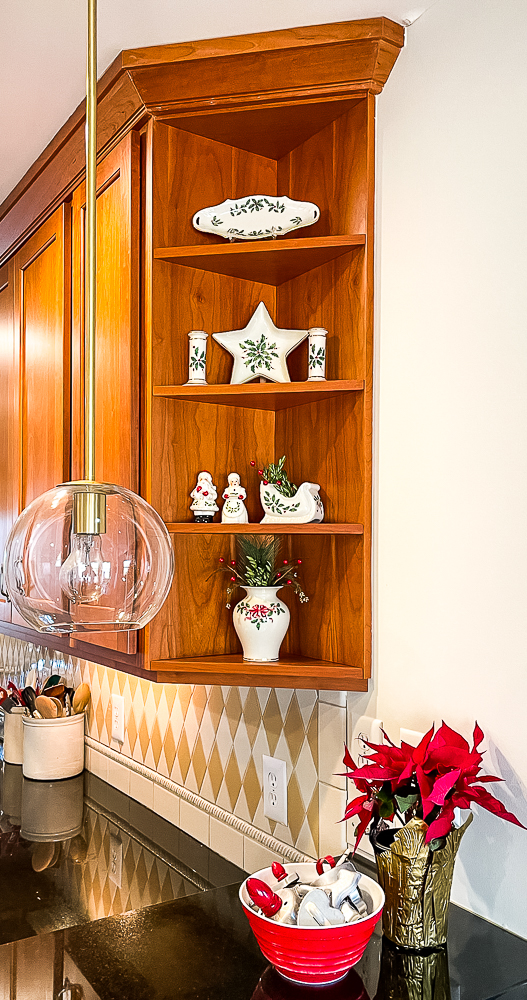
[262,754,287,825]
[348,715,383,862]
[109,833,123,887]
[111,694,125,744]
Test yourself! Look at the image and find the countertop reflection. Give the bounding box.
[1,763,527,1000]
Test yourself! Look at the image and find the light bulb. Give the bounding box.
[59,533,109,605]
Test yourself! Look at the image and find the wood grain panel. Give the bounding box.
[291,535,365,668]
[277,251,366,382]
[14,205,70,509]
[146,534,241,661]
[151,398,275,523]
[71,133,140,656]
[0,262,15,621]
[151,263,276,386]
[275,394,364,525]
[151,122,277,249]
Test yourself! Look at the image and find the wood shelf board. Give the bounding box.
[165,522,364,535]
[153,236,365,285]
[153,379,364,411]
[150,654,368,690]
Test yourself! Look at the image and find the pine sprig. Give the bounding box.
[209,535,309,607]
[260,456,297,498]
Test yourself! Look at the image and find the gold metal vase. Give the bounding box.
[373,815,473,950]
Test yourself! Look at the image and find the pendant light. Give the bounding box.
[3,0,174,634]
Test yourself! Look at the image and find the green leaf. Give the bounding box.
[395,793,418,814]
[428,837,447,852]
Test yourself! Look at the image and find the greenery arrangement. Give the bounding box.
[212,535,309,607]
[251,456,298,498]
[342,722,524,852]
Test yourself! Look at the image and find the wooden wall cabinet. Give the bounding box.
[0,19,405,688]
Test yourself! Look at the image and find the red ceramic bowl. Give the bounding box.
[239,863,384,987]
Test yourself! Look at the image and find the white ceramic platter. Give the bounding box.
[192,195,320,240]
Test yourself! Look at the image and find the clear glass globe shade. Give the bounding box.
[4,482,174,634]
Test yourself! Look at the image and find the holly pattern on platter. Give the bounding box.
[241,334,279,374]
[236,602,286,629]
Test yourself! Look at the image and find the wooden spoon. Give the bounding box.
[31,841,55,872]
[72,683,91,714]
[35,695,58,719]
[50,697,63,718]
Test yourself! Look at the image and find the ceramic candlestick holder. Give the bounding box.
[307,327,327,381]
[184,330,208,386]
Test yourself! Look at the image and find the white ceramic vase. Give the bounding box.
[233,586,290,662]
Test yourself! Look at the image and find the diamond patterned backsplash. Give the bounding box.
[1,636,349,860]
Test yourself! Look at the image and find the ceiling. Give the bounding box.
[0,0,441,208]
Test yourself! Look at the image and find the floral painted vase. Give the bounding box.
[233,587,290,662]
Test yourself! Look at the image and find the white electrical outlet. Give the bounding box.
[262,754,287,825]
[400,728,424,747]
[351,715,384,762]
[109,833,123,887]
[348,715,383,862]
[111,694,125,744]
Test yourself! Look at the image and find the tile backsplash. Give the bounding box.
[0,636,348,867]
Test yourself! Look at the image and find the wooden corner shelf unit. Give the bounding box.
[0,18,404,689]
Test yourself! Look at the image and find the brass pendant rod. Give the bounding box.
[84,0,97,482]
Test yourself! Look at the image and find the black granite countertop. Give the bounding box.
[1,764,527,1000]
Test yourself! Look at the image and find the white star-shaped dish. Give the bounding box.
[212,302,308,384]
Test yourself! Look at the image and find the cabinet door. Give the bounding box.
[0,262,15,621]
[71,131,140,655]
[10,207,71,630]
[14,205,71,507]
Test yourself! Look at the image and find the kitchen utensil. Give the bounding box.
[273,888,298,925]
[329,871,365,913]
[239,863,384,987]
[7,682,21,705]
[50,697,64,717]
[31,841,56,872]
[35,695,59,719]
[43,674,62,691]
[246,878,283,917]
[298,889,345,928]
[43,683,65,703]
[72,682,91,714]
[21,686,37,716]
[0,696,19,713]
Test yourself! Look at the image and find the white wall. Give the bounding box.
[349,0,527,938]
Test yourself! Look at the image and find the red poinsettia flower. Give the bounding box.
[342,722,525,852]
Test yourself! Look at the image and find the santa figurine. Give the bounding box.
[221,472,248,523]
[190,471,219,522]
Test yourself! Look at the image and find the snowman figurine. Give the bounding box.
[221,472,248,524]
[190,471,219,522]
